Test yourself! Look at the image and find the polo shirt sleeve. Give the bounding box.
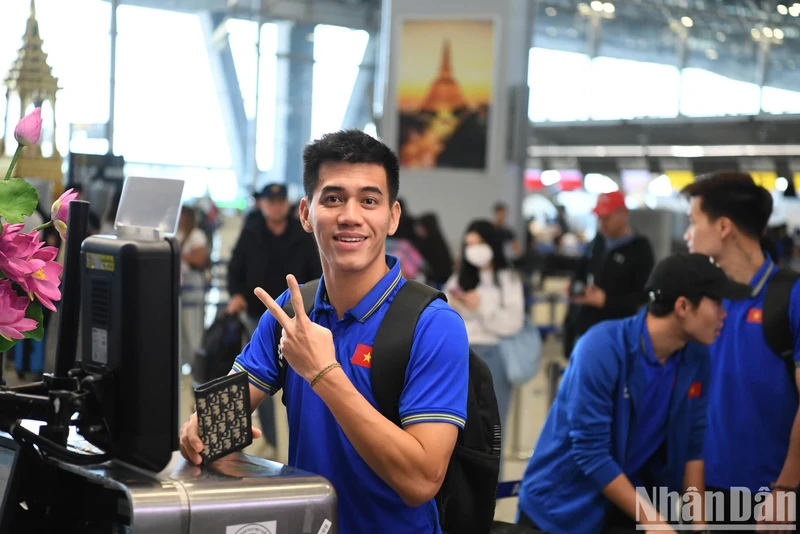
[790,279,800,365]
[688,347,711,461]
[397,305,469,429]
[231,289,291,396]
[565,328,624,490]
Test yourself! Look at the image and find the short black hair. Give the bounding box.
[647,294,704,318]
[681,170,773,240]
[302,129,400,203]
[493,202,507,213]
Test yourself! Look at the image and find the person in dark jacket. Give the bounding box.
[227,182,322,451]
[517,253,752,534]
[564,191,655,358]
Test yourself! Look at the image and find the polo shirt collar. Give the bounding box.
[748,255,775,298]
[313,254,403,323]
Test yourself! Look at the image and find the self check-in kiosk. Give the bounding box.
[0,176,337,533]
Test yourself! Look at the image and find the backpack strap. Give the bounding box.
[274,279,320,406]
[371,280,446,427]
[763,268,800,388]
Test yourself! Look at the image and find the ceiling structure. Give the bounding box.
[533,0,800,92]
[101,0,381,31]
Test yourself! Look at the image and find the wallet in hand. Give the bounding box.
[194,372,253,464]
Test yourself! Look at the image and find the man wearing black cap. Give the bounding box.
[227,182,322,452]
[516,253,752,534]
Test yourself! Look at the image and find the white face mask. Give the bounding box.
[465,243,493,268]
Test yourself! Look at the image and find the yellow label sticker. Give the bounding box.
[85,253,115,272]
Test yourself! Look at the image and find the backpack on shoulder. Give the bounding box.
[763,268,800,389]
[275,279,502,534]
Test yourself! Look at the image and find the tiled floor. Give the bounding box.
[4,211,569,524]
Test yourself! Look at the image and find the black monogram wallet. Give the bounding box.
[194,372,253,464]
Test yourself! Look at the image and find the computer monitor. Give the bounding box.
[0,433,21,534]
[77,176,185,473]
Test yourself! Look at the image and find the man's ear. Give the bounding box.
[674,296,689,318]
[718,216,734,241]
[298,197,313,233]
[387,200,401,237]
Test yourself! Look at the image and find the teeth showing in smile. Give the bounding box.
[337,237,365,242]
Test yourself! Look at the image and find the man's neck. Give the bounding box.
[717,238,765,285]
[323,256,390,319]
[645,314,688,364]
[266,218,288,236]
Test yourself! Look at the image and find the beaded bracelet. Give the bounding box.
[310,362,341,388]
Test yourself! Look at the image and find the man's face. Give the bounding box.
[299,162,400,274]
[679,296,727,345]
[259,197,290,223]
[494,208,506,226]
[684,197,724,258]
[598,208,627,239]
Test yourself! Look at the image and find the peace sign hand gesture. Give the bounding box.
[254,275,337,384]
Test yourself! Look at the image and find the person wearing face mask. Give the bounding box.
[444,219,526,443]
[227,183,322,454]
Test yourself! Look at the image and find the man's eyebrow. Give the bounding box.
[319,185,384,196]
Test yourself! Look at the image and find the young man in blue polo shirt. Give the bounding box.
[683,171,800,529]
[179,129,469,533]
[516,253,752,534]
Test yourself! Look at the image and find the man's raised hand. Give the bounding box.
[254,274,337,383]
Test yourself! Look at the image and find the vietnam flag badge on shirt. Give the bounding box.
[351,344,373,369]
[747,308,763,324]
[688,382,702,399]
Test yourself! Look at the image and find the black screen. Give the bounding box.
[0,435,19,523]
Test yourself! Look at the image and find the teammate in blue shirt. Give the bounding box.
[516,253,752,534]
[179,130,470,533]
[683,171,800,529]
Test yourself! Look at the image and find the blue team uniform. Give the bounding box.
[705,256,800,491]
[517,310,710,534]
[233,255,469,533]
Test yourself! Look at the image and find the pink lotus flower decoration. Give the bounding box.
[0,107,69,352]
[9,245,63,312]
[14,107,42,147]
[0,279,38,341]
[0,223,42,282]
[51,188,79,239]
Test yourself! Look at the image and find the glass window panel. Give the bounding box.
[680,68,761,117]
[589,57,680,119]
[528,48,591,122]
[256,24,279,172]
[310,25,369,140]
[113,6,231,168]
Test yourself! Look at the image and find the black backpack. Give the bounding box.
[275,279,502,534]
[763,268,800,390]
[195,312,247,384]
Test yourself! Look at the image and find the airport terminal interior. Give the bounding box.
[1,0,800,532]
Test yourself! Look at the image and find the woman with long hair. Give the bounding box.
[443,219,525,446]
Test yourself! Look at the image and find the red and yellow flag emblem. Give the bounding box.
[688,382,702,399]
[747,308,763,324]
[351,344,373,369]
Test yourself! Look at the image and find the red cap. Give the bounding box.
[592,191,626,217]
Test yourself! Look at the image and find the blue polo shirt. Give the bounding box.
[705,256,800,491]
[624,325,679,486]
[232,255,469,534]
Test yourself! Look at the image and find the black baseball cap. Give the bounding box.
[254,183,287,200]
[645,253,752,304]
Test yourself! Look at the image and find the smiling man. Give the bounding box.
[179,130,470,534]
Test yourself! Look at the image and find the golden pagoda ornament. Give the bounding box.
[0,0,64,205]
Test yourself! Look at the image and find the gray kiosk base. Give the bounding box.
[49,450,337,533]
